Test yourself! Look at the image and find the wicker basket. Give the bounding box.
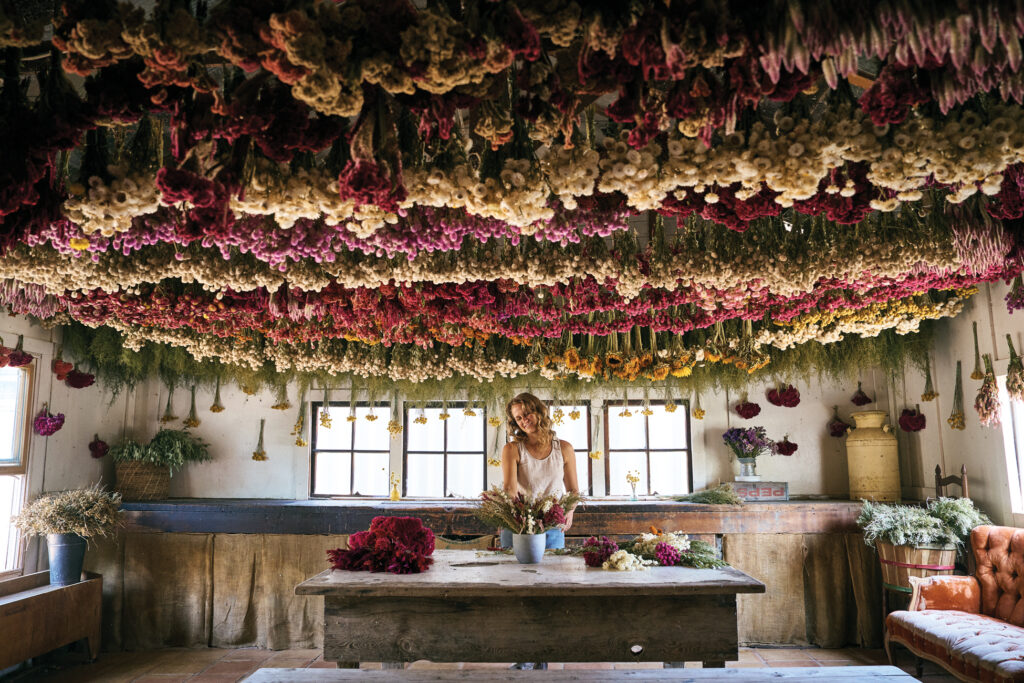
[115,461,170,500]
[876,540,957,594]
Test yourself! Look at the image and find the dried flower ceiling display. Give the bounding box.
[1,0,1023,400]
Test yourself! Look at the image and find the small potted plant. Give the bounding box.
[110,428,211,500]
[13,486,122,585]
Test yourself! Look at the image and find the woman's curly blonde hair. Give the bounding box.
[505,392,554,445]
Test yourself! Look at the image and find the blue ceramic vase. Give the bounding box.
[512,533,546,564]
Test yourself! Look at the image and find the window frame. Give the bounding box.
[603,398,692,496]
[997,375,1024,515]
[402,401,486,498]
[308,399,391,498]
[544,400,593,496]
[0,364,34,476]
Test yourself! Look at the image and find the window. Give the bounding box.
[404,402,485,498]
[604,400,691,496]
[997,376,1024,514]
[0,365,32,576]
[310,401,390,497]
[548,402,593,496]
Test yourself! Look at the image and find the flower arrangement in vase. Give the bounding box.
[722,426,774,481]
[473,487,582,564]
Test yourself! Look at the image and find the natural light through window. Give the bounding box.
[404,404,485,498]
[310,402,390,497]
[606,401,691,497]
[997,376,1024,514]
[548,403,592,496]
[0,365,31,575]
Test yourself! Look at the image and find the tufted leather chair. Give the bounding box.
[885,525,1024,682]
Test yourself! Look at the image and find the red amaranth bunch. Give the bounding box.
[543,502,566,528]
[582,535,618,567]
[828,406,851,437]
[766,384,800,407]
[65,368,95,389]
[88,434,109,459]
[851,382,873,406]
[327,515,434,574]
[858,65,930,125]
[773,437,798,456]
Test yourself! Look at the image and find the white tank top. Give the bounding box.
[516,436,566,499]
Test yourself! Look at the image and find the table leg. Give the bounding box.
[702,661,725,668]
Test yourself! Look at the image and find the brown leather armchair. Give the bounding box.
[885,525,1024,682]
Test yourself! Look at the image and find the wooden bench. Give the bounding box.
[244,665,916,681]
[0,571,102,670]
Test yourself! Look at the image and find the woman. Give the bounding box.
[500,392,580,549]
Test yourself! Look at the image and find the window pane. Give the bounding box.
[650,451,689,495]
[352,451,389,496]
[313,451,352,496]
[608,407,644,450]
[448,412,484,452]
[0,368,25,465]
[608,450,648,496]
[314,406,352,451]
[353,406,389,451]
[407,408,445,450]
[575,451,590,495]
[0,474,24,572]
[406,452,444,497]
[447,452,484,498]
[647,409,687,449]
[554,405,588,451]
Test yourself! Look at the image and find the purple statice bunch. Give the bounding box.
[655,541,682,566]
[582,535,619,568]
[722,426,773,460]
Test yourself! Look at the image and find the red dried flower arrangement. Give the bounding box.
[65,368,96,389]
[7,335,33,367]
[88,434,109,459]
[327,515,435,575]
[828,406,851,437]
[53,358,73,381]
[898,407,926,432]
[766,384,800,407]
[851,381,872,406]
[735,401,761,419]
[773,437,798,456]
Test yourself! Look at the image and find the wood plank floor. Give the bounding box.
[5,647,958,682]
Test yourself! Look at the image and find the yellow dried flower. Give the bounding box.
[295,436,308,447]
[366,413,378,422]
[319,409,332,429]
[463,407,477,416]
[569,409,581,420]
[486,457,501,467]
[589,450,602,460]
[387,419,403,436]
[487,416,502,427]
[271,401,292,411]
[664,402,677,413]
[414,414,429,425]
[438,411,451,420]
[693,408,706,420]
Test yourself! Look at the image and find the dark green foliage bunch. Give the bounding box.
[673,483,744,505]
[857,497,990,549]
[110,429,212,475]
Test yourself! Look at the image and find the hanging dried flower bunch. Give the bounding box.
[34,403,65,436]
[828,406,851,437]
[692,394,705,420]
[971,322,984,380]
[52,347,72,380]
[851,381,872,406]
[210,376,225,413]
[899,406,926,432]
[975,354,1000,427]
[160,386,177,423]
[1006,335,1024,402]
[271,384,291,411]
[766,383,800,407]
[387,394,402,436]
[735,395,761,419]
[920,357,937,401]
[947,360,965,430]
[65,366,96,389]
[320,388,333,429]
[252,418,267,461]
[291,397,308,448]
[7,335,33,368]
[88,434,108,459]
[183,385,200,428]
[773,436,798,456]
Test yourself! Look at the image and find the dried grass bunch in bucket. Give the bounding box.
[13,486,122,538]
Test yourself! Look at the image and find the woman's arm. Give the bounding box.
[501,442,519,497]
[560,439,580,530]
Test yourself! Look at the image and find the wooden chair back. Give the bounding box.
[934,464,969,499]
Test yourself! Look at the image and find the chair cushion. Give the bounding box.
[888,610,1024,682]
[972,526,1024,626]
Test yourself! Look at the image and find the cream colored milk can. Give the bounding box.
[845,410,901,501]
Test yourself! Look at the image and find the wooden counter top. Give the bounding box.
[121,498,865,535]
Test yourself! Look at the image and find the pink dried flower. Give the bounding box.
[33,404,65,436]
[655,541,681,566]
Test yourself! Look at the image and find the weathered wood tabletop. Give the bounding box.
[297,550,765,667]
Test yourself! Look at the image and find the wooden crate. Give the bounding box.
[876,541,956,593]
[0,570,102,669]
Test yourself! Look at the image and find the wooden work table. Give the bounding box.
[296,549,765,667]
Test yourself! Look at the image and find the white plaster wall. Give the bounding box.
[899,281,1024,526]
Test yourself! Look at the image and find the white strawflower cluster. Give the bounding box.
[231,162,356,229]
[541,145,600,210]
[63,167,161,236]
[602,550,652,571]
[597,134,666,211]
[631,531,691,558]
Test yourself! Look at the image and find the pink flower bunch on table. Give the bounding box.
[582,536,619,568]
[327,516,435,575]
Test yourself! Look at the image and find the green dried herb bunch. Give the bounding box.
[13,486,122,538]
[857,497,989,549]
[674,483,744,505]
[110,429,211,475]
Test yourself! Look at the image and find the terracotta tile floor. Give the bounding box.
[6,646,959,681]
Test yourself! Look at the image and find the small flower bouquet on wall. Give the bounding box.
[327,516,436,574]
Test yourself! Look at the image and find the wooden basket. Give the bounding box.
[876,540,956,593]
[115,461,170,500]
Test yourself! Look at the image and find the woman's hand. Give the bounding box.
[564,508,574,531]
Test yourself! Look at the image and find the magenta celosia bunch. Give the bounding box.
[33,405,65,436]
[582,536,619,568]
[327,515,434,575]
